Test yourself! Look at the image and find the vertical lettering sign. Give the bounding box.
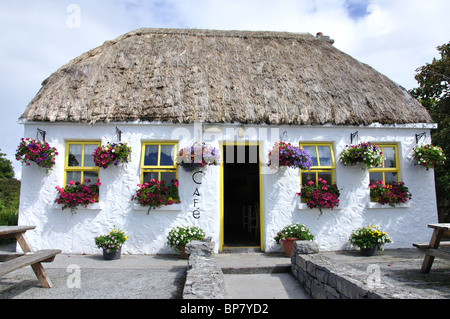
[192,171,203,219]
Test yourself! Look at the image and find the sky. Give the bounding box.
[1,0,449,179]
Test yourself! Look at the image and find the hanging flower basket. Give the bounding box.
[299,178,340,213]
[55,179,101,213]
[131,179,180,213]
[369,180,411,207]
[268,142,312,170]
[339,142,383,169]
[15,138,58,171]
[177,142,220,172]
[92,142,131,169]
[412,144,446,170]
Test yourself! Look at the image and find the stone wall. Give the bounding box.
[291,241,384,299]
[182,240,226,299]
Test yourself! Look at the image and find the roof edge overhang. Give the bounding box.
[18,119,438,130]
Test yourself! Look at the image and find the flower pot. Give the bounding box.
[282,237,298,257]
[180,245,189,259]
[102,247,121,260]
[360,245,379,256]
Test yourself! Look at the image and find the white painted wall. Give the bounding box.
[18,122,438,254]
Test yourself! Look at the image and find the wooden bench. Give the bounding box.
[413,224,450,274]
[0,226,61,288]
[0,249,61,287]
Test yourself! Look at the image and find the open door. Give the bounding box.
[221,143,261,249]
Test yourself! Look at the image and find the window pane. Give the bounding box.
[161,171,176,183]
[68,144,82,167]
[160,145,175,166]
[83,171,99,185]
[303,146,318,166]
[302,172,316,185]
[144,145,159,166]
[369,172,383,184]
[84,144,98,167]
[317,146,332,167]
[383,147,396,168]
[66,171,81,184]
[385,172,398,185]
[318,172,332,185]
[143,171,159,183]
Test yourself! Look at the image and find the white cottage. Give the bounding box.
[18,29,437,254]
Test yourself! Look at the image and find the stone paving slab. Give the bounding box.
[0,253,187,299]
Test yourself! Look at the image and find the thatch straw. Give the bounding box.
[20,28,432,125]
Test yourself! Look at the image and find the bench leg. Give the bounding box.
[31,262,53,288]
[420,229,443,274]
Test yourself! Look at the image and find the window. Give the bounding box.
[300,143,335,186]
[65,141,100,185]
[141,142,177,184]
[369,144,399,185]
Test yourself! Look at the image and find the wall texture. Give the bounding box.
[18,122,438,254]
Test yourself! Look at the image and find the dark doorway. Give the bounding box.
[223,144,260,247]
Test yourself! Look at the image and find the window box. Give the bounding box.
[52,202,103,211]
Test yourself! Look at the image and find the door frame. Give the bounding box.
[219,141,264,251]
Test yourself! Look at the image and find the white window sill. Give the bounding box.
[297,202,341,212]
[133,203,182,212]
[366,202,411,209]
[52,202,103,211]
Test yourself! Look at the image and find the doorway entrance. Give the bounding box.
[222,143,261,248]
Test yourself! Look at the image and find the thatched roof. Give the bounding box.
[20,28,432,125]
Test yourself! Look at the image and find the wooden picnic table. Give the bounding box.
[413,223,450,274]
[0,225,61,288]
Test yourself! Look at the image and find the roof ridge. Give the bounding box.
[117,27,315,41]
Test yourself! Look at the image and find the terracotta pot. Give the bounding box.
[180,245,189,259]
[282,237,298,257]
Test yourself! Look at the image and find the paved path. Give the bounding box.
[216,252,309,299]
[223,273,309,299]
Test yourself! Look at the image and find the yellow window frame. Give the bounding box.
[64,140,101,186]
[140,142,178,183]
[369,143,400,184]
[299,143,336,186]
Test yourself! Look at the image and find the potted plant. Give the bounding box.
[369,180,412,207]
[55,179,101,213]
[95,227,128,260]
[92,142,131,169]
[339,142,383,169]
[268,141,313,170]
[274,223,315,257]
[177,142,220,172]
[167,225,206,258]
[131,179,180,213]
[412,144,446,170]
[349,225,392,256]
[15,138,58,172]
[299,178,340,214]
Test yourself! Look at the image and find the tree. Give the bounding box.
[0,149,19,228]
[0,149,14,179]
[410,42,450,221]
